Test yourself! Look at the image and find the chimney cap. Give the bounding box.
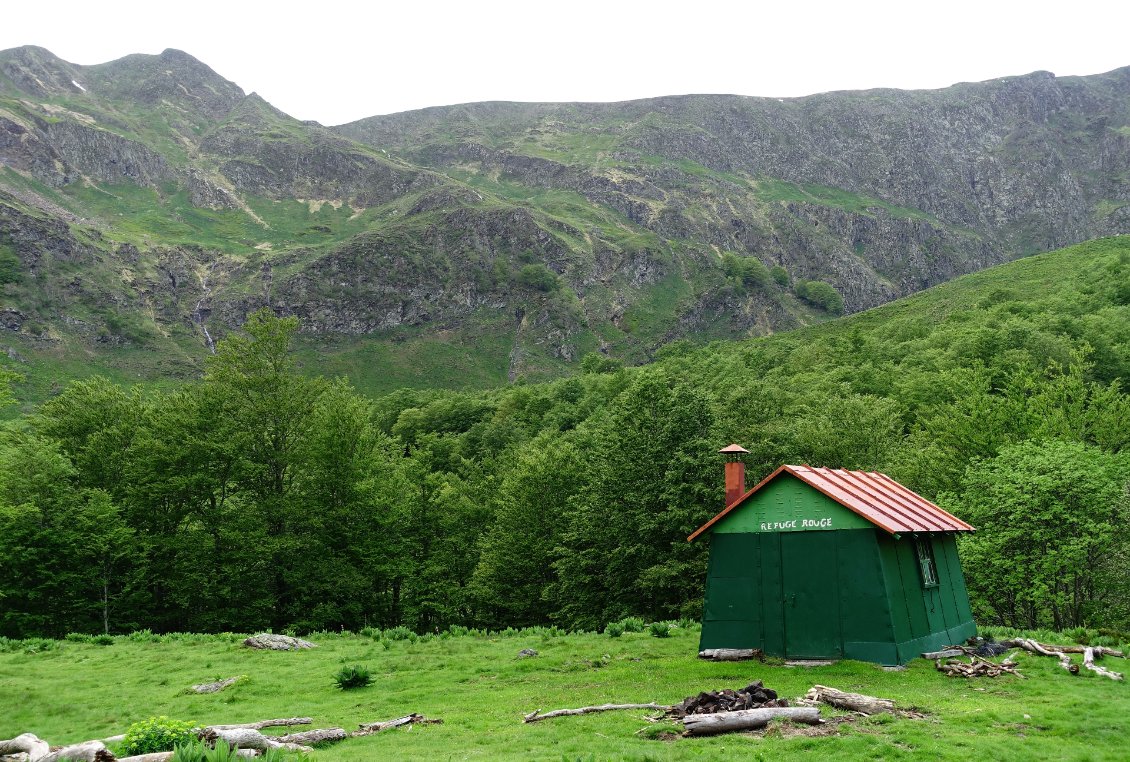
[719,443,750,454]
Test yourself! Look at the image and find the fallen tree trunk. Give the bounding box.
[39,742,111,762]
[202,728,312,753]
[116,754,174,762]
[353,714,442,736]
[0,734,50,760]
[1083,647,1124,681]
[523,703,669,723]
[274,728,348,745]
[205,718,312,731]
[922,648,966,659]
[1007,638,1078,674]
[1001,639,1124,658]
[682,707,820,737]
[698,649,761,661]
[804,685,896,715]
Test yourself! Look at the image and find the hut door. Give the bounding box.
[781,532,841,658]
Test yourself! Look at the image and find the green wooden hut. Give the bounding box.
[688,448,977,665]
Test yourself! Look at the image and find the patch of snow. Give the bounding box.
[71,80,86,92]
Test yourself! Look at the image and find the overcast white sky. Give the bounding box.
[4,1,1128,125]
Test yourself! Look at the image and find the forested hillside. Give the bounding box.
[1,236,1126,639]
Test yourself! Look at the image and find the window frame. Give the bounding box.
[915,537,939,588]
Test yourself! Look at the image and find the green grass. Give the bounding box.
[56,182,383,254]
[1,627,1128,760]
[756,178,936,221]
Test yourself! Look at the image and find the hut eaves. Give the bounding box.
[688,464,975,541]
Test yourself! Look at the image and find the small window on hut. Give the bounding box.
[916,538,938,587]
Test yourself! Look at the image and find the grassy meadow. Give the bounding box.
[2,625,1128,761]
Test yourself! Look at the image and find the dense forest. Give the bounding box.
[1,237,1128,640]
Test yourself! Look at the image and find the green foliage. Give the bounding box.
[648,621,671,638]
[0,245,22,284]
[122,716,198,755]
[516,263,560,292]
[616,617,646,634]
[171,738,287,762]
[579,353,623,374]
[721,252,770,290]
[770,264,790,286]
[796,279,844,314]
[946,440,1130,630]
[333,664,373,690]
[604,621,624,638]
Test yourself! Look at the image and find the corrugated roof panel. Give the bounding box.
[688,464,974,541]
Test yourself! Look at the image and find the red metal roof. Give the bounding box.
[688,464,974,541]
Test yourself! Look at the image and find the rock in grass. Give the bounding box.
[517,648,538,658]
[191,675,245,693]
[242,634,316,651]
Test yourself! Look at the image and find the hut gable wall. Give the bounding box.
[712,475,873,534]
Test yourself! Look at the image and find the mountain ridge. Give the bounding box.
[0,46,1127,401]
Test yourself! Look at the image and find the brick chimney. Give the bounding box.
[719,444,750,506]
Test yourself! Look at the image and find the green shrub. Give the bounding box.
[360,626,382,639]
[92,633,115,646]
[618,617,646,633]
[770,264,790,286]
[516,263,560,292]
[383,625,416,642]
[122,716,198,755]
[649,621,671,638]
[172,738,287,762]
[65,632,93,643]
[333,664,373,690]
[796,280,844,314]
[605,622,625,638]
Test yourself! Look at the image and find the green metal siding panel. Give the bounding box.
[837,530,893,645]
[877,536,913,644]
[759,533,785,656]
[714,476,873,534]
[781,532,842,658]
[931,536,962,631]
[894,540,932,639]
[699,533,761,652]
[940,536,976,624]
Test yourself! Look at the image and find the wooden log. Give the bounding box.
[274,728,348,745]
[1083,647,1124,681]
[353,714,442,736]
[682,707,820,737]
[922,648,966,659]
[804,685,896,715]
[1001,639,1123,659]
[698,648,758,661]
[205,718,312,731]
[204,728,312,753]
[38,742,111,762]
[0,735,50,760]
[116,755,174,762]
[523,703,670,722]
[1009,638,1078,674]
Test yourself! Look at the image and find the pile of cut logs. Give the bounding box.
[926,638,1124,681]
[668,680,787,718]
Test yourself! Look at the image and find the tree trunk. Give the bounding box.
[0,734,50,759]
[523,704,669,722]
[1083,647,1124,681]
[38,741,110,762]
[682,707,821,737]
[274,728,348,745]
[804,685,896,715]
